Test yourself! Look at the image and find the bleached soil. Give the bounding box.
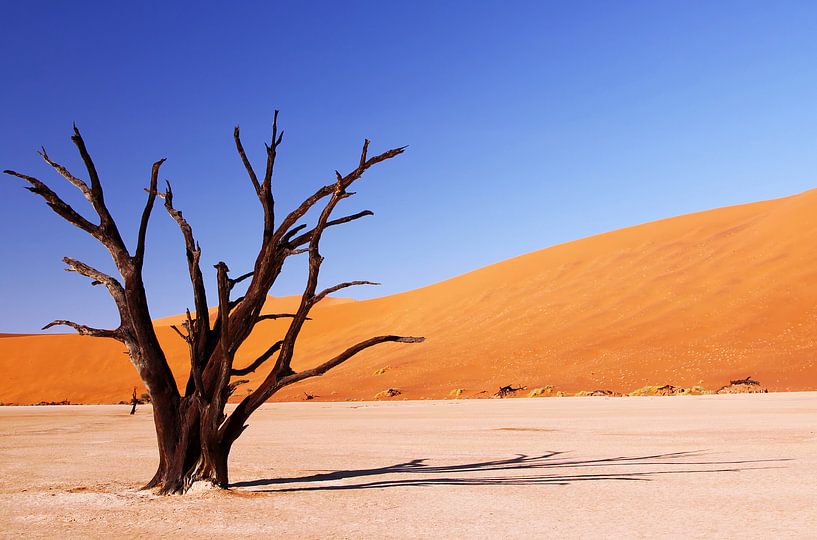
[1,393,815,538]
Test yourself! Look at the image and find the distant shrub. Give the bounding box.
[575,389,620,397]
[629,384,712,396]
[528,386,554,397]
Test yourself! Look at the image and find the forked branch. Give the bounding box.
[234,110,282,237]
[286,210,375,248]
[3,169,99,236]
[273,141,405,245]
[37,148,92,198]
[69,127,129,252]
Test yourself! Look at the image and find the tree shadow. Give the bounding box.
[232,451,788,492]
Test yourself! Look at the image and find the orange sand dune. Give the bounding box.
[2,190,817,404]
[151,295,355,327]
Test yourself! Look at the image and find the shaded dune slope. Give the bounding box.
[2,190,817,403]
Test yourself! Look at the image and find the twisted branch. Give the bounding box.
[42,319,123,341]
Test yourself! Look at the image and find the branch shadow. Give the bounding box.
[232,451,789,492]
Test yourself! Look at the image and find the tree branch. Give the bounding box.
[208,261,235,408]
[269,187,343,377]
[184,309,206,399]
[221,337,423,446]
[277,335,424,388]
[4,170,100,236]
[261,110,282,198]
[280,223,308,245]
[215,262,231,349]
[230,340,283,376]
[226,136,405,357]
[70,126,103,205]
[229,295,245,312]
[13,125,180,419]
[234,111,281,238]
[135,158,167,269]
[273,142,405,246]
[313,281,379,304]
[287,210,374,248]
[233,125,261,195]
[260,153,381,381]
[229,271,253,290]
[62,256,126,305]
[37,148,92,198]
[255,313,308,323]
[9,127,131,268]
[163,180,210,343]
[42,319,123,341]
[70,127,127,249]
[169,324,189,342]
[227,378,250,396]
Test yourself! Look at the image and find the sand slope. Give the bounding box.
[2,190,817,404]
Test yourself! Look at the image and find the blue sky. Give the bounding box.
[1,1,816,332]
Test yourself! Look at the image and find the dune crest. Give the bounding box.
[2,190,817,404]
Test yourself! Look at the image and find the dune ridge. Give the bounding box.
[2,190,817,404]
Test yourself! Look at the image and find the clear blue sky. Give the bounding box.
[2,1,816,332]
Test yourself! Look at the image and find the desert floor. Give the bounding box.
[1,393,815,538]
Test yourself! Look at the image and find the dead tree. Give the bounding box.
[494,385,526,398]
[130,386,138,415]
[730,376,760,386]
[4,112,423,494]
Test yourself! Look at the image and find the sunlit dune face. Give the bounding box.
[2,190,817,404]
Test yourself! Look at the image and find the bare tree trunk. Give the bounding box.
[146,399,239,494]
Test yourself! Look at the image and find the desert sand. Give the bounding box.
[0,393,814,538]
[2,190,817,404]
